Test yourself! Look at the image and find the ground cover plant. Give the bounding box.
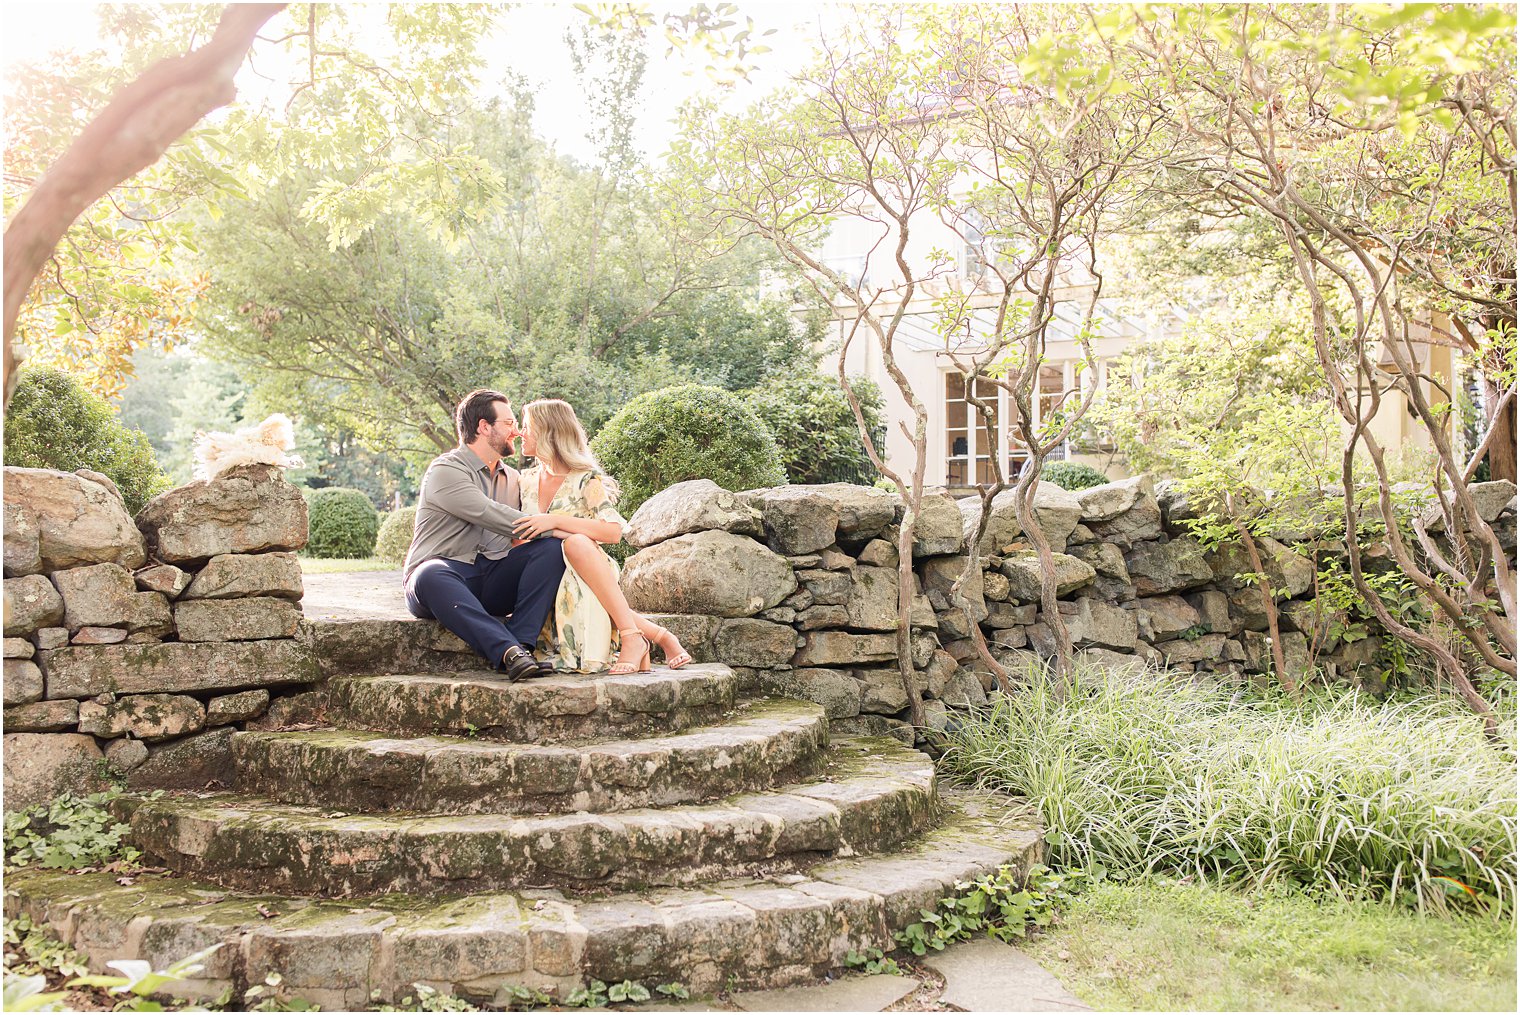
[1024,878,1517,1012]
[939,665,1518,913]
[3,791,142,871]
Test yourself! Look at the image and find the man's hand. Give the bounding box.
[513,513,559,539]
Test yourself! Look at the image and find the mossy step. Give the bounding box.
[232,697,828,815]
[129,737,939,896]
[6,790,1042,1011]
[328,664,739,744]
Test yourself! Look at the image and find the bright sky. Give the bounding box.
[0,1,825,164]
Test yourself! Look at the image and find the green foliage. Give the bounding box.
[1,972,65,1013]
[895,864,1070,956]
[4,915,88,980]
[1313,560,1437,689]
[939,666,1518,912]
[2,941,222,1013]
[3,790,143,871]
[196,96,805,472]
[1090,290,1346,538]
[4,368,170,513]
[1039,462,1109,492]
[842,947,901,975]
[591,383,785,515]
[497,984,552,1008]
[746,371,885,486]
[303,487,380,559]
[477,978,691,1010]
[1025,879,1518,1013]
[376,983,478,1012]
[375,506,418,566]
[244,970,321,1011]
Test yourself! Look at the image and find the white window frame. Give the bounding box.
[944,359,1104,486]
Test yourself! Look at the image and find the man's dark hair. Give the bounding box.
[456,389,511,444]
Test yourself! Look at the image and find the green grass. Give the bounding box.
[297,555,394,574]
[1025,878,1517,1011]
[939,667,1517,911]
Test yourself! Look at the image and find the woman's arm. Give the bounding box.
[514,512,621,544]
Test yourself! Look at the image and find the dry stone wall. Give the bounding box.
[3,464,315,809]
[7,462,1513,809]
[621,475,1519,744]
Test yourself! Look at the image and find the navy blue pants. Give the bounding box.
[405,538,566,669]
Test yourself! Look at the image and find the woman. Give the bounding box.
[512,398,691,674]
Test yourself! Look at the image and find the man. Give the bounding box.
[403,390,566,681]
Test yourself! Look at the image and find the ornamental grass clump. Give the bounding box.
[939,667,1517,913]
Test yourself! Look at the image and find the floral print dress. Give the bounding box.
[520,466,629,672]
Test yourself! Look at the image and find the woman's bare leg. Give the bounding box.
[561,534,645,665]
[561,535,687,665]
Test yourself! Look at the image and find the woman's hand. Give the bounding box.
[513,513,559,539]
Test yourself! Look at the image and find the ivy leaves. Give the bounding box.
[895,863,1071,957]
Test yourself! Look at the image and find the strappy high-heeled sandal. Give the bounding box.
[649,624,692,669]
[609,629,652,674]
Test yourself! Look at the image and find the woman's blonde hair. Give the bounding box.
[522,398,621,497]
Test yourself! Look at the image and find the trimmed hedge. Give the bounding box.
[591,384,786,515]
[374,505,417,565]
[304,486,380,558]
[3,367,170,514]
[1041,461,1110,491]
[746,371,885,486]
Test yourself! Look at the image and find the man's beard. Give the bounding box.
[489,434,514,458]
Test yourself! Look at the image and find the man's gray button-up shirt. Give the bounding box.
[403,445,529,579]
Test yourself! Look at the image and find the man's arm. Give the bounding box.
[424,459,528,537]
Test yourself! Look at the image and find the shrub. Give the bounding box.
[590,384,786,515]
[1039,461,1110,491]
[3,367,170,513]
[375,505,417,566]
[939,666,1518,913]
[746,371,885,486]
[304,486,379,558]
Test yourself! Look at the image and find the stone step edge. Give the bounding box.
[325,664,742,745]
[230,697,830,815]
[330,661,739,717]
[5,790,1043,1011]
[127,738,940,896]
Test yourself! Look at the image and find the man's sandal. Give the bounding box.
[500,644,545,682]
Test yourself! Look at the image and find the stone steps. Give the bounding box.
[327,664,740,744]
[6,790,1042,1011]
[127,737,937,896]
[231,698,828,815]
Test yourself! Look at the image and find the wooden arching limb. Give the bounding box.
[2,3,285,405]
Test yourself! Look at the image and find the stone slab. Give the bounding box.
[174,597,302,641]
[733,973,919,1011]
[923,938,1091,1012]
[3,698,80,732]
[2,732,108,811]
[182,552,303,600]
[300,570,409,621]
[42,639,317,698]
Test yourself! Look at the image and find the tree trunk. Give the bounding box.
[3,3,284,403]
[1484,375,1518,483]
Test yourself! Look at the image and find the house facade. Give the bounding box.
[814,209,1462,494]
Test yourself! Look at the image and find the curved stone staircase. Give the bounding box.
[6,663,1041,1009]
